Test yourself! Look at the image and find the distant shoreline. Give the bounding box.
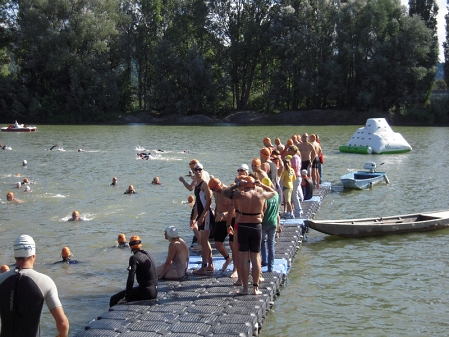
[118,110,442,126]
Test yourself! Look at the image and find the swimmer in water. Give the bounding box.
[24,186,31,192]
[22,178,29,184]
[117,233,129,248]
[111,177,118,186]
[16,182,21,189]
[54,247,79,264]
[6,192,22,203]
[151,177,161,185]
[69,210,81,221]
[23,160,27,166]
[77,149,84,152]
[0,264,10,273]
[124,185,136,194]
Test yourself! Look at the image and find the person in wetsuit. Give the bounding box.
[54,247,80,264]
[109,235,158,307]
[0,235,69,337]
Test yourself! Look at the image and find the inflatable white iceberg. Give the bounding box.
[339,118,412,154]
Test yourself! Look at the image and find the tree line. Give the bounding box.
[0,0,445,124]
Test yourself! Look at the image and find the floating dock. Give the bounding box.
[76,183,331,337]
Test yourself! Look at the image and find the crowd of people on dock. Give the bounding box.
[0,132,323,335]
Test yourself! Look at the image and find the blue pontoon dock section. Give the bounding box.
[76,183,331,337]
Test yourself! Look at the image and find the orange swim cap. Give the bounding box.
[22,178,29,183]
[187,195,194,203]
[286,139,293,146]
[244,176,256,188]
[61,247,71,258]
[0,264,10,273]
[6,192,14,201]
[263,137,271,143]
[72,210,80,217]
[189,159,198,167]
[152,177,160,184]
[129,235,142,249]
[117,233,126,243]
[251,158,261,166]
[260,148,271,156]
[208,177,221,191]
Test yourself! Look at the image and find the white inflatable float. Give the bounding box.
[339,118,412,154]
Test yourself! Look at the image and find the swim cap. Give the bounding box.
[260,148,271,156]
[275,138,281,144]
[165,226,179,239]
[194,163,203,170]
[24,186,31,192]
[16,182,21,188]
[0,264,10,273]
[187,195,194,203]
[72,210,80,217]
[286,139,293,146]
[208,177,221,191]
[129,235,142,249]
[117,233,126,243]
[23,160,27,165]
[7,192,14,200]
[14,235,36,258]
[22,178,29,183]
[244,176,256,188]
[189,159,198,167]
[152,177,160,184]
[251,158,261,166]
[238,164,249,173]
[261,177,272,187]
[301,169,308,176]
[263,137,271,144]
[61,247,71,258]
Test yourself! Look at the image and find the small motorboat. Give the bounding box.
[305,210,449,238]
[340,162,389,189]
[1,123,37,132]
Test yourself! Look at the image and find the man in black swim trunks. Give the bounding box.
[223,176,275,295]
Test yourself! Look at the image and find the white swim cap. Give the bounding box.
[165,226,179,239]
[16,182,21,188]
[14,235,36,257]
[23,160,27,164]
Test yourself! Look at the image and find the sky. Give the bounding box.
[402,0,447,62]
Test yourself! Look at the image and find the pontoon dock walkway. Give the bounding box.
[76,183,331,337]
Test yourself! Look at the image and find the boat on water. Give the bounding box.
[305,211,449,238]
[340,162,389,189]
[339,118,412,154]
[1,123,37,132]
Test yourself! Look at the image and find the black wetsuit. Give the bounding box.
[302,176,314,200]
[0,269,62,337]
[109,249,157,307]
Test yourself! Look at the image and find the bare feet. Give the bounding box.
[236,288,249,295]
[253,287,262,295]
[192,268,207,275]
[230,270,238,278]
[221,256,232,273]
[233,281,243,286]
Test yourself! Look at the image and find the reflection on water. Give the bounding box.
[0,124,448,336]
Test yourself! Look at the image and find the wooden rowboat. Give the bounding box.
[304,211,449,238]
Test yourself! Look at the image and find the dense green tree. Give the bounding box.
[444,0,449,85]
[408,0,438,33]
[208,0,273,110]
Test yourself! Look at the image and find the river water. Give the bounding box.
[0,124,448,336]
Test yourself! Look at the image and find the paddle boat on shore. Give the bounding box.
[1,122,37,132]
[305,210,449,238]
[340,162,389,189]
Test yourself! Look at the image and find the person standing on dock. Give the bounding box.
[223,176,276,295]
[208,177,233,273]
[0,235,69,337]
[191,163,214,275]
[109,235,158,307]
